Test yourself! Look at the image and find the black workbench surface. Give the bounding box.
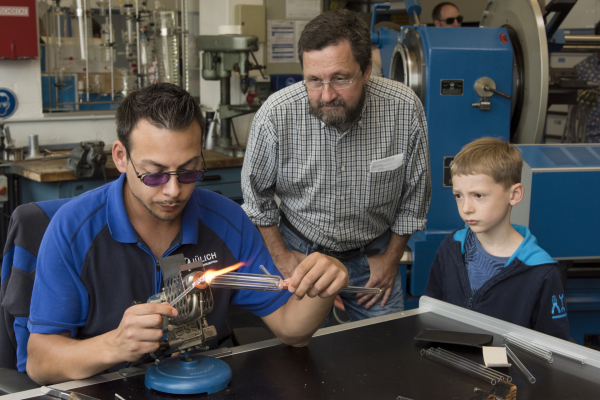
[25,310,600,400]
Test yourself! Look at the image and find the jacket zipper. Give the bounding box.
[455,242,473,308]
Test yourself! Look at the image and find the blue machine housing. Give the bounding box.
[512,144,600,259]
[376,25,513,297]
[512,144,600,344]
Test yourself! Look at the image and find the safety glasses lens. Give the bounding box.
[178,170,204,184]
[142,173,170,187]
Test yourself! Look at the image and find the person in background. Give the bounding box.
[432,2,463,27]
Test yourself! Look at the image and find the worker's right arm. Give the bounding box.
[26,303,177,385]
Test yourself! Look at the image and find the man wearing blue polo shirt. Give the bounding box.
[25,83,348,385]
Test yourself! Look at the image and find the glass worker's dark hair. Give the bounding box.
[297,9,372,73]
[116,83,205,152]
[432,2,459,21]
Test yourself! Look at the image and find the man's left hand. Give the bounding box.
[286,253,349,300]
[357,254,398,309]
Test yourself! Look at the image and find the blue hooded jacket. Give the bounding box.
[424,225,569,340]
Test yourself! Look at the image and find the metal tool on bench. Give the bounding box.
[66,141,107,180]
[40,386,100,400]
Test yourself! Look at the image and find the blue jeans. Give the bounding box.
[279,223,404,322]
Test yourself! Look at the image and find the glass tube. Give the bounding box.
[49,1,68,88]
[210,272,382,295]
[74,0,91,62]
[504,344,536,384]
[434,348,511,382]
[421,348,497,385]
[503,334,553,363]
[154,9,179,85]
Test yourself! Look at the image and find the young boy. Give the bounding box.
[424,137,569,340]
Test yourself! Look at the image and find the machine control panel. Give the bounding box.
[440,80,464,95]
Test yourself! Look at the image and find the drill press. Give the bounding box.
[196,35,265,157]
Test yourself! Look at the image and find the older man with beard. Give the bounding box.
[242,9,431,323]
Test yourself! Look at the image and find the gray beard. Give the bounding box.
[308,87,366,131]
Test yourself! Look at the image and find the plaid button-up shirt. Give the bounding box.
[242,77,431,252]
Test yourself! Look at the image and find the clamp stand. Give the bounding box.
[145,352,232,395]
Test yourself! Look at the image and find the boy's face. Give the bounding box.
[452,173,523,235]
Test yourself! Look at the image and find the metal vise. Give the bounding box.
[148,254,217,359]
[66,141,107,179]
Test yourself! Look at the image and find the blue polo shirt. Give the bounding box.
[27,174,291,369]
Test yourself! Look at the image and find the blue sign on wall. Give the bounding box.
[0,88,18,119]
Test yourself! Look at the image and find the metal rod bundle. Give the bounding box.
[504,344,536,384]
[421,347,511,385]
[503,334,553,363]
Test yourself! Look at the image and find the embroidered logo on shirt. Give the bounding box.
[185,253,219,267]
[551,294,567,319]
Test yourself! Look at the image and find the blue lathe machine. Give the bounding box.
[371,0,600,343]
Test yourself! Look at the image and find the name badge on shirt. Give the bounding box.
[370,153,404,173]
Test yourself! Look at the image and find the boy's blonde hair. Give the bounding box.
[451,137,523,189]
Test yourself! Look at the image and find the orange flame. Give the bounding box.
[203,262,245,284]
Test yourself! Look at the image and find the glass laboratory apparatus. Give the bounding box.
[154,6,180,86]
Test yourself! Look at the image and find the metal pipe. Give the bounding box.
[109,0,114,101]
[55,101,121,105]
[560,45,600,53]
[82,0,89,102]
[136,0,141,88]
[46,1,53,113]
[220,77,231,139]
[564,35,600,44]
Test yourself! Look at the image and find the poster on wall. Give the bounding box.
[268,20,296,64]
[286,0,320,20]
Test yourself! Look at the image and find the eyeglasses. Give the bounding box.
[303,70,362,91]
[128,153,207,187]
[438,15,463,24]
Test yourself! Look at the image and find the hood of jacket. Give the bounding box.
[453,224,555,268]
